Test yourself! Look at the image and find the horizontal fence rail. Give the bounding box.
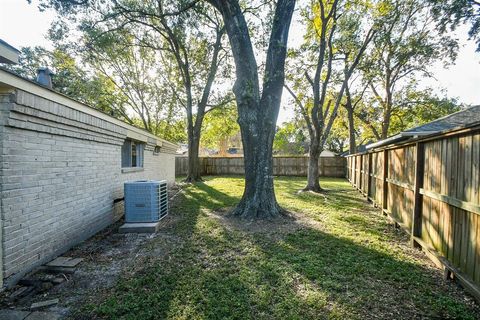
[347,125,480,301]
[176,156,346,178]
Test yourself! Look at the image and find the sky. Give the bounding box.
[1,0,480,125]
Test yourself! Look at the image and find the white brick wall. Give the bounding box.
[0,90,176,285]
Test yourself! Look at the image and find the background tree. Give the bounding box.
[200,104,239,156]
[358,0,458,140]
[387,89,462,133]
[273,121,308,155]
[342,79,368,153]
[285,0,376,192]
[325,107,350,154]
[30,0,231,182]
[105,2,229,182]
[335,4,378,154]
[342,86,463,148]
[82,29,178,133]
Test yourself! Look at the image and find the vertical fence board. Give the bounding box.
[412,143,423,246]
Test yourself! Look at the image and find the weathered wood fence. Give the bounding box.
[347,124,480,300]
[176,156,346,177]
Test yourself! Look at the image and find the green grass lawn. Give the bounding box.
[80,176,479,319]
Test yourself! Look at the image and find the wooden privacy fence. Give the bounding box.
[347,124,480,300]
[176,156,346,177]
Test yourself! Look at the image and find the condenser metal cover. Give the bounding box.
[124,180,168,223]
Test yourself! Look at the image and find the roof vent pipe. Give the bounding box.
[36,67,54,89]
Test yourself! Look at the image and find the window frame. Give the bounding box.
[121,139,145,169]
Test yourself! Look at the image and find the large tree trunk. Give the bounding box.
[304,139,323,192]
[232,108,281,218]
[185,125,202,182]
[209,0,296,219]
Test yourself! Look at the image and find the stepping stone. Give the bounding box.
[0,309,30,320]
[25,311,61,320]
[45,257,83,268]
[30,299,59,310]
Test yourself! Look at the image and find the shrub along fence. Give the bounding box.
[176,156,346,177]
[346,124,480,301]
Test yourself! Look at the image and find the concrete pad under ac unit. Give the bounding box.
[119,222,162,233]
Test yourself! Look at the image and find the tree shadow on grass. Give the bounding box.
[82,178,479,320]
[252,227,479,319]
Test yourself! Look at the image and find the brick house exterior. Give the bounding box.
[0,68,177,287]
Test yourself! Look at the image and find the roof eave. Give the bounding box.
[0,67,178,149]
[0,40,20,65]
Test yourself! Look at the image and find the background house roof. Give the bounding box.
[403,105,480,134]
[366,105,480,151]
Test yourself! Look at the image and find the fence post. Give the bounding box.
[350,157,353,181]
[359,155,364,192]
[367,153,372,201]
[350,156,356,187]
[411,142,425,248]
[382,150,389,214]
[346,157,349,180]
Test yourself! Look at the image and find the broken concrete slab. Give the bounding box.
[45,257,83,268]
[8,287,33,301]
[39,266,76,274]
[30,299,59,310]
[119,222,161,233]
[51,277,65,285]
[25,311,61,320]
[0,309,30,320]
[18,279,42,287]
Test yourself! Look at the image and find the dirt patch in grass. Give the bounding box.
[0,219,164,316]
[207,207,326,240]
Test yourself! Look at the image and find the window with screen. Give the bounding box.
[121,139,144,168]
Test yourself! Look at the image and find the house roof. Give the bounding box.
[366,105,480,150]
[0,67,178,149]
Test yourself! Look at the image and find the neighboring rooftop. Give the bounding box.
[403,105,480,134]
[367,105,480,150]
[0,39,20,64]
[340,143,371,156]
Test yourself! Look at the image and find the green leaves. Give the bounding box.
[201,105,240,151]
[274,121,308,155]
[428,0,480,52]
